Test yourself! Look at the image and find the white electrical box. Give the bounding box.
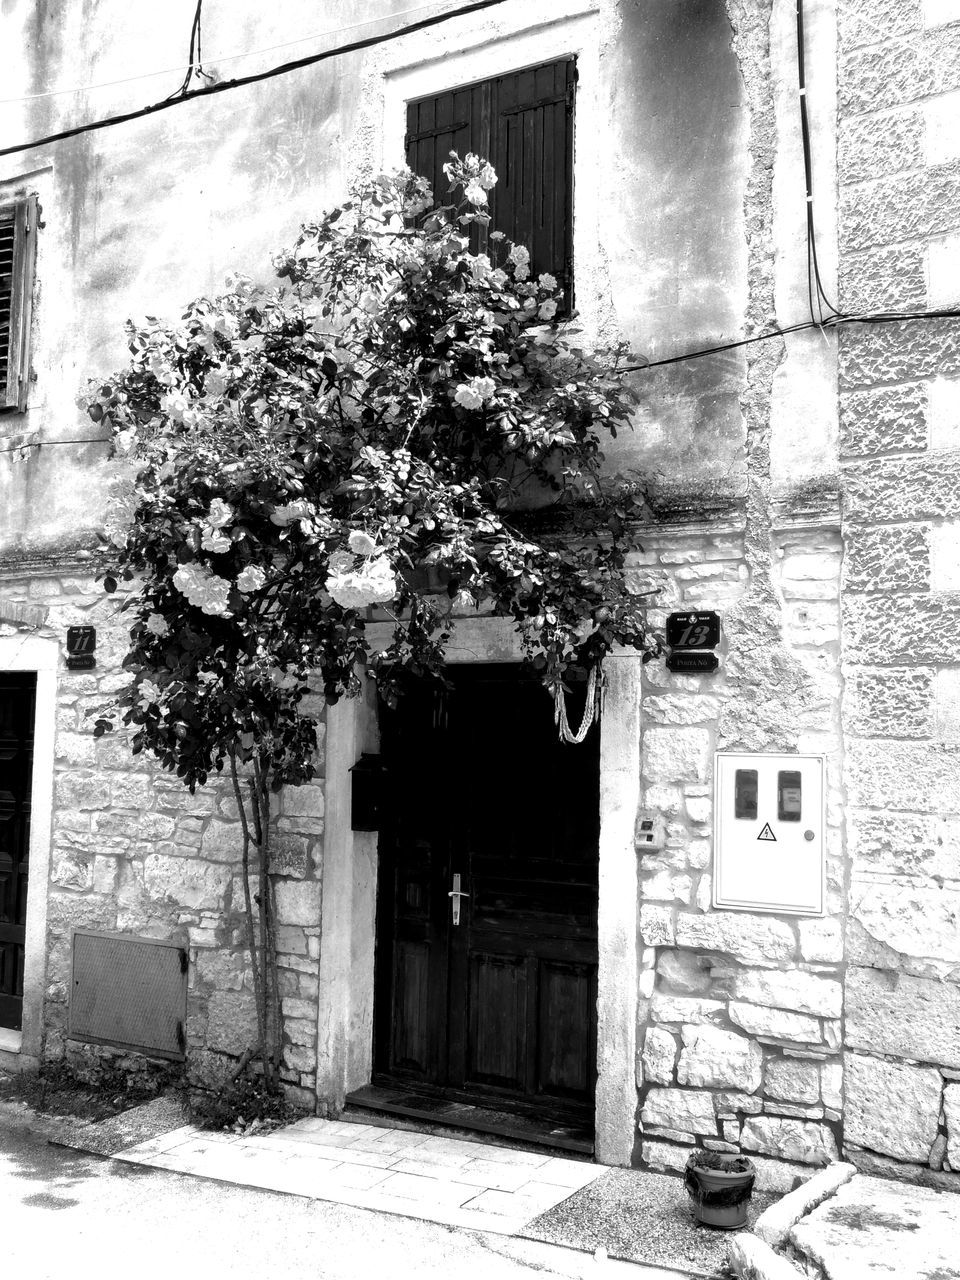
[713,753,825,916]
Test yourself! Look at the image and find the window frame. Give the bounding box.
[0,194,38,414]
[404,58,577,309]
[378,3,603,335]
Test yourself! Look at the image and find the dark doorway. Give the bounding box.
[0,672,36,1031]
[372,665,599,1128]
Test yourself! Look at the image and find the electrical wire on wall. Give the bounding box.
[0,0,514,160]
[796,0,843,326]
[163,0,214,102]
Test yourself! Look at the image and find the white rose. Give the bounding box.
[144,613,169,637]
[236,565,266,593]
[454,383,484,410]
[348,530,378,556]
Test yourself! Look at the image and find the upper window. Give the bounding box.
[406,58,576,309]
[0,196,38,414]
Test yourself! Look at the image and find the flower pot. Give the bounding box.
[684,1152,756,1230]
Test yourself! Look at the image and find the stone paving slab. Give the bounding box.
[787,1173,960,1280]
[112,1115,607,1237]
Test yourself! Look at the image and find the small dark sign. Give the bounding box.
[666,611,721,650]
[66,625,96,670]
[666,650,719,674]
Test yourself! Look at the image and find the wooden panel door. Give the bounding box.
[0,673,36,1031]
[374,666,599,1121]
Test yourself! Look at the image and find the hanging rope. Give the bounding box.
[554,662,601,744]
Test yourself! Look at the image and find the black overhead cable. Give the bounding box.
[796,0,844,324]
[0,0,514,159]
[164,0,214,102]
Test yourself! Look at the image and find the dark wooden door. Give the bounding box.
[0,673,36,1031]
[374,665,599,1122]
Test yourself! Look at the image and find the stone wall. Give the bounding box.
[0,568,325,1105]
[631,520,846,1192]
[836,0,960,1188]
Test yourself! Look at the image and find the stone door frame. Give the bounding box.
[0,634,57,1069]
[316,618,642,1165]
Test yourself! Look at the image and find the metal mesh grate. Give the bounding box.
[69,930,188,1060]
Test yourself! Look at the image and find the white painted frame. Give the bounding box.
[316,618,642,1166]
[0,634,57,1068]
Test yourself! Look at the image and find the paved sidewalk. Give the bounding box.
[114,1115,606,1237]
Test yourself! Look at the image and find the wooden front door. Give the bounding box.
[0,673,36,1031]
[373,665,599,1123]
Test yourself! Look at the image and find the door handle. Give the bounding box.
[447,873,470,926]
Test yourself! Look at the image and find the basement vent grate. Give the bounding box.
[69,930,188,1060]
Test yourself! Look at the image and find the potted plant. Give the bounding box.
[684,1149,756,1229]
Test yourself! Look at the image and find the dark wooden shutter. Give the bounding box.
[406,58,576,305]
[0,196,38,413]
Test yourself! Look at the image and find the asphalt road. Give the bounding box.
[0,1103,673,1280]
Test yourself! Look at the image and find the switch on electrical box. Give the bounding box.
[713,753,824,916]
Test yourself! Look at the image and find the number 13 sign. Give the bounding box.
[666,611,721,650]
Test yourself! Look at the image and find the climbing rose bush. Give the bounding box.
[89,152,659,790]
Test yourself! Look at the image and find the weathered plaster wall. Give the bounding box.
[835,0,960,1189]
[0,0,762,559]
[0,571,326,1103]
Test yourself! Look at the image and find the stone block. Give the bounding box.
[840,242,927,314]
[640,1141,691,1174]
[280,785,325,819]
[839,109,925,184]
[641,1027,677,1085]
[676,1025,762,1091]
[144,855,231,911]
[641,728,712,785]
[945,1082,960,1169]
[740,1116,838,1166]
[51,853,93,891]
[641,869,692,903]
[642,696,722,726]
[765,1059,821,1105]
[205,990,258,1056]
[931,521,960,590]
[846,740,960,812]
[849,880,960,962]
[843,454,960,532]
[844,525,930,594]
[640,904,675,946]
[727,1233,809,1280]
[844,967,960,1067]
[55,732,98,767]
[754,1162,857,1250]
[109,773,156,810]
[650,995,725,1024]
[928,375,960,450]
[838,0,918,52]
[274,880,322,927]
[732,970,842,1018]
[844,1053,942,1161]
[838,383,927,458]
[797,918,844,964]
[656,949,713,994]
[729,1003,822,1045]
[271,835,309,879]
[200,820,243,863]
[714,1091,764,1117]
[675,913,795,966]
[842,667,934,738]
[56,774,111,811]
[194,949,247,993]
[640,1087,717,1136]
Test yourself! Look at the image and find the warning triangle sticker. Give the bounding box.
[757,823,777,842]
